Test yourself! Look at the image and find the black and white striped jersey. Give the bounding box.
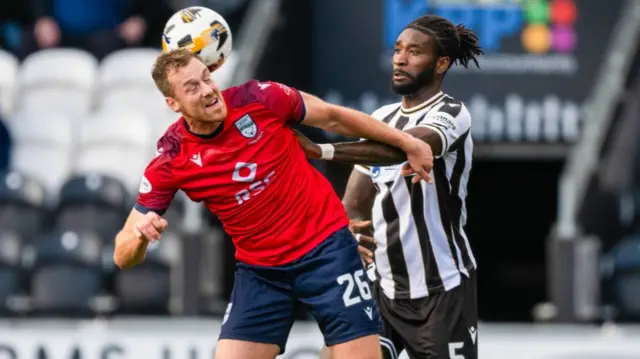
[355,91,477,299]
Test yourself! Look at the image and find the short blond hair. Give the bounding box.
[152,49,199,97]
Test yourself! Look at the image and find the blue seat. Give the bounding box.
[0,170,48,241]
[113,232,182,315]
[0,231,26,316]
[608,235,640,319]
[55,173,129,242]
[26,230,105,317]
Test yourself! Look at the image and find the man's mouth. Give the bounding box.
[393,70,411,81]
[205,97,220,108]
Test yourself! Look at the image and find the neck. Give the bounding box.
[401,81,441,109]
[184,116,222,136]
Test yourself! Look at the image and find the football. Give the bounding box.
[162,6,233,71]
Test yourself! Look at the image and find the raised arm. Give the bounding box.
[330,126,442,165]
[300,101,469,168]
[299,92,433,182]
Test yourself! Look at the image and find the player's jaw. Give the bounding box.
[391,62,436,96]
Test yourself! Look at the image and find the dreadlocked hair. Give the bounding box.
[406,15,483,69]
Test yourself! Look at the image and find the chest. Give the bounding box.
[172,111,294,205]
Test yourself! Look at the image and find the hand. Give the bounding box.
[349,220,375,265]
[34,17,60,48]
[293,129,322,159]
[118,16,147,45]
[133,212,168,242]
[401,138,433,184]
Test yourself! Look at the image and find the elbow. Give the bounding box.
[324,108,341,131]
[316,105,343,132]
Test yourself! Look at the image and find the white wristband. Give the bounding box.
[319,144,335,160]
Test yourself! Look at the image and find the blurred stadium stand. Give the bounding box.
[0,0,276,320]
[549,0,640,323]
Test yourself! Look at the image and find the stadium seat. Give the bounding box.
[607,235,640,320]
[163,192,185,225]
[25,230,106,316]
[98,48,167,117]
[113,231,182,315]
[75,110,153,191]
[0,50,18,118]
[0,231,27,316]
[55,174,129,242]
[17,48,97,116]
[7,111,75,194]
[0,170,48,241]
[100,89,168,121]
[99,48,160,86]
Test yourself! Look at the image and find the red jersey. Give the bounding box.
[136,80,348,266]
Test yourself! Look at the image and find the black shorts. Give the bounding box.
[374,272,478,359]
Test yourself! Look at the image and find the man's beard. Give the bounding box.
[391,62,437,96]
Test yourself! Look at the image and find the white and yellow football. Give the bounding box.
[162,6,233,71]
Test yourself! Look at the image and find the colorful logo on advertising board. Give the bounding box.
[384,0,578,54]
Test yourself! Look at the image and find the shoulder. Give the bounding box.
[222,80,293,109]
[149,120,183,174]
[432,95,470,120]
[371,102,401,121]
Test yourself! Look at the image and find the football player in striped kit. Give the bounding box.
[306,15,483,359]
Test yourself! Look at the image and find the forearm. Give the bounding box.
[113,230,149,269]
[332,140,407,166]
[342,169,376,221]
[319,126,442,165]
[324,105,414,151]
[343,198,372,221]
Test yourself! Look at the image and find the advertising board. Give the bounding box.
[311,0,623,153]
[0,321,640,359]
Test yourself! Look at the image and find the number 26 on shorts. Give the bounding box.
[336,269,372,307]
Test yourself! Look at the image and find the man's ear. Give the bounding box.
[436,56,450,75]
[166,97,180,113]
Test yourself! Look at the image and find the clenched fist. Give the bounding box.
[133,212,168,241]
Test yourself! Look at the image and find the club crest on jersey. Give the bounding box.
[234,114,258,138]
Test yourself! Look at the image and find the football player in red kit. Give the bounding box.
[113,50,434,359]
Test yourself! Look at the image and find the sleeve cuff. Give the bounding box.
[354,164,371,176]
[294,89,306,124]
[417,124,448,158]
[134,203,167,216]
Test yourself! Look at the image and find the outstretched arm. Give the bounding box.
[300,92,419,151]
[294,126,440,166]
[298,102,469,167]
[298,92,433,182]
[333,127,442,165]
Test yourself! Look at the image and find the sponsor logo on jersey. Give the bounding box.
[234,114,258,138]
[371,166,381,178]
